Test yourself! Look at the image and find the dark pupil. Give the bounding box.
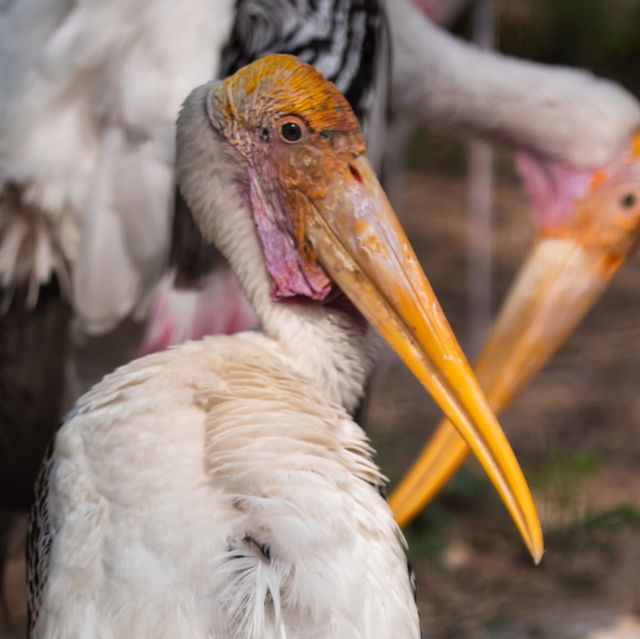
[621,193,637,208]
[281,122,302,142]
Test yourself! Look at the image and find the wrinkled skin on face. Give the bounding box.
[208,56,366,302]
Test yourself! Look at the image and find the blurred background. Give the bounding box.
[3,1,640,638]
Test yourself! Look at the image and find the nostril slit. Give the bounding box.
[349,164,363,183]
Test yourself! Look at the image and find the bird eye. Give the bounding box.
[279,120,303,143]
[620,193,637,208]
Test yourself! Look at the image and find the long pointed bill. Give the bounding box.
[390,135,640,529]
[304,154,543,563]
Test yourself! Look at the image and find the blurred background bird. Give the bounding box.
[386,0,640,529]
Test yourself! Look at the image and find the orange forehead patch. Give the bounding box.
[217,54,360,136]
[632,132,640,159]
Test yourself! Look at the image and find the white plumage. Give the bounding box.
[388,0,640,166]
[40,336,416,638]
[0,0,235,327]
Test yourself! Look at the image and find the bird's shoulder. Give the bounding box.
[59,333,291,446]
[50,330,353,489]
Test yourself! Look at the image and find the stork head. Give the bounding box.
[176,54,543,562]
[205,54,364,304]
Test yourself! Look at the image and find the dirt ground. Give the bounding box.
[2,159,640,637]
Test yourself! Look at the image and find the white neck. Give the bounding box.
[387,0,640,166]
[176,84,378,413]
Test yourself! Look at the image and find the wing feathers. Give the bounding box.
[0,0,235,329]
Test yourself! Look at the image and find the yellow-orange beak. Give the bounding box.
[390,135,640,529]
[305,154,543,562]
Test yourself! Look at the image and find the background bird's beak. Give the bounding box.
[390,238,619,526]
[390,136,640,529]
[305,154,543,563]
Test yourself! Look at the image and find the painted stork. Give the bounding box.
[26,55,542,638]
[0,0,634,603]
[387,2,640,526]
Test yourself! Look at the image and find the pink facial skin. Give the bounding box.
[247,164,334,303]
[516,151,593,230]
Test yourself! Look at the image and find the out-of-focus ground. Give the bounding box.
[3,144,639,638]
